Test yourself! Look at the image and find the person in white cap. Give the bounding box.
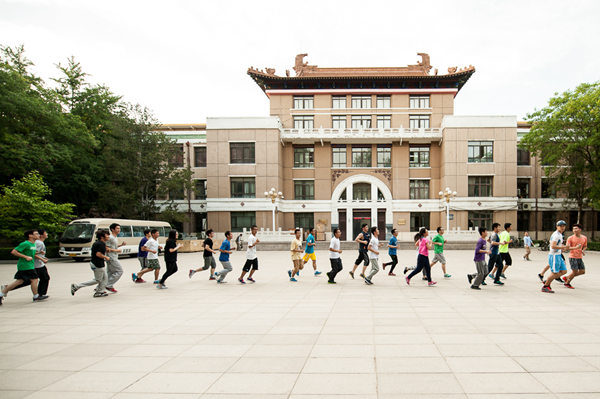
[542,220,579,293]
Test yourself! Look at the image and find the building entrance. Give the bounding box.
[352,210,371,240]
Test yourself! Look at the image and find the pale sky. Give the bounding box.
[2,0,599,124]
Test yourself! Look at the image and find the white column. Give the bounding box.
[371,183,378,232]
[347,207,353,241]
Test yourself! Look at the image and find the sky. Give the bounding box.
[2,0,599,124]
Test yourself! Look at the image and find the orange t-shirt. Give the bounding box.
[566,235,587,259]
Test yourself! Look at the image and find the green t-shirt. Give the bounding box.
[432,234,445,254]
[499,231,510,253]
[15,240,36,271]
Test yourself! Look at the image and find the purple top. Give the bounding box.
[474,238,487,262]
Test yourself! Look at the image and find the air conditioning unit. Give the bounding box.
[523,203,532,211]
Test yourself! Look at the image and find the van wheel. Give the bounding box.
[74,258,85,262]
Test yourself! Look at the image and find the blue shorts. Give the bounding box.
[548,254,567,273]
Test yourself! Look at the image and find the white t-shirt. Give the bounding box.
[246,234,257,260]
[549,231,563,255]
[145,238,159,260]
[329,237,340,259]
[368,237,379,259]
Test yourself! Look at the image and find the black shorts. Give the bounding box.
[243,258,258,272]
[500,252,512,266]
[355,250,370,267]
[14,269,38,281]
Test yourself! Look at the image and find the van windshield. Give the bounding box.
[60,223,96,244]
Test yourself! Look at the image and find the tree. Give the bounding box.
[521,82,600,224]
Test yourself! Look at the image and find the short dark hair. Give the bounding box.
[479,227,487,235]
[436,226,443,233]
[504,223,512,229]
[96,229,109,240]
[37,229,46,236]
[492,223,501,230]
[251,225,257,229]
[371,226,378,234]
[308,227,315,234]
[391,228,397,234]
[573,223,583,229]
[109,223,120,232]
[206,229,213,236]
[150,229,159,235]
[333,228,340,235]
[24,229,37,239]
[225,230,231,237]
[143,228,151,235]
[294,229,300,234]
[168,229,177,240]
[362,223,368,229]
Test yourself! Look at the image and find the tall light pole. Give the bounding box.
[439,187,457,232]
[264,188,283,232]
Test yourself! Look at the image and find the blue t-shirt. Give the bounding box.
[490,232,499,255]
[219,240,230,262]
[305,234,315,254]
[388,236,397,255]
[138,237,148,258]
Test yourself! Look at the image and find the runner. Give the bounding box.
[523,231,532,261]
[405,227,436,286]
[189,229,217,280]
[105,223,126,293]
[364,226,380,285]
[239,225,260,284]
[383,228,398,276]
[497,223,513,279]
[403,235,421,277]
[133,229,162,283]
[134,229,152,282]
[71,230,110,298]
[9,229,51,296]
[485,223,505,285]
[542,220,576,293]
[430,227,451,278]
[327,228,343,284]
[157,229,182,289]
[289,229,304,282]
[468,227,491,290]
[563,223,587,289]
[215,231,234,283]
[350,224,370,279]
[303,227,322,276]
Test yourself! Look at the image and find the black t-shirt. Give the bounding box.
[164,239,178,262]
[359,231,371,251]
[203,238,213,258]
[91,241,106,268]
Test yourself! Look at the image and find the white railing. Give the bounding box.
[281,127,442,140]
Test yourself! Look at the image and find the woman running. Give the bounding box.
[157,229,182,289]
[406,227,436,286]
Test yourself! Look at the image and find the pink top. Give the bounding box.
[418,237,430,256]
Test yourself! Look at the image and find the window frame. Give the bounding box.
[332,145,347,168]
[230,177,256,198]
[332,115,347,129]
[194,146,207,168]
[376,115,391,129]
[468,176,493,197]
[409,180,430,200]
[195,179,207,200]
[332,95,347,109]
[293,96,314,109]
[411,212,430,231]
[170,144,184,168]
[230,142,255,164]
[376,145,391,168]
[293,146,314,168]
[468,211,493,230]
[351,95,372,109]
[376,95,391,109]
[517,147,530,166]
[353,183,371,201]
[409,95,430,109]
[517,178,530,199]
[294,180,315,200]
[293,115,314,129]
[351,145,372,168]
[351,115,372,129]
[409,146,430,168]
[468,141,494,163]
[231,211,256,230]
[409,115,430,129]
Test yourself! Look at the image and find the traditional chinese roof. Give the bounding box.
[248,53,475,96]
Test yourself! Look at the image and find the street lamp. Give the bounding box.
[264,188,284,232]
[439,187,457,232]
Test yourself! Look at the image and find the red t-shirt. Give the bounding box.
[566,235,587,259]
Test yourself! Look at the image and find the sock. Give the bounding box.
[34,294,39,298]
[0,292,4,297]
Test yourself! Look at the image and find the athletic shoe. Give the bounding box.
[238,278,245,284]
[135,278,146,283]
[1,285,7,297]
[71,284,78,296]
[33,295,49,301]
[360,273,366,279]
[328,281,337,284]
[189,269,195,278]
[428,281,437,286]
[93,292,108,297]
[364,278,373,285]
[297,271,300,276]
[405,277,410,285]
[383,263,387,270]
[349,271,355,279]
[564,283,574,289]
[132,273,137,282]
[247,277,256,283]
[562,276,568,282]
[217,280,227,284]
[538,274,544,282]
[288,270,292,278]
[157,284,168,289]
[467,274,473,284]
[444,274,452,278]
[106,287,117,293]
[154,280,160,284]
[403,267,408,275]
[209,276,216,281]
[501,274,507,279]
[488,273,494,279]
[493,281,504,285]
[422,276,428,280]
[471,285,481,290]
[388,272,396,276]
[523,256,526,260]
[555,277,564,284]
[314,271,322,276]
[541,286,554,293]
[214,272,219,280]
[481,281,487,285]
[0,295,3,305]
[290,278,298,282]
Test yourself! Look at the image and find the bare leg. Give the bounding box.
[544,270,567,289]
[239,271,247,280]
[312,260,317,271]
[29,279,39,296]
[3,279,25,294]
[248,269,256,279]
[154,269,160,280]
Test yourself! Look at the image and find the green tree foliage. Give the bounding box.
[521,82,600,222]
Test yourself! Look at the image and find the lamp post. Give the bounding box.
[439,187,457,232]
[264,188,284,232]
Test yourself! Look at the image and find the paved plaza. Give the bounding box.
[1,248,600,398]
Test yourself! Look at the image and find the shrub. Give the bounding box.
[588,242,600,252]
[0,245,61,260]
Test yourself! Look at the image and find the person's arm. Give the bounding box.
[219,246,233,254]
[551,239,569,251]
[329,245,342,254]
[142,245,157,254]
[34,254,48,263]
[433,241,443,246]
[355,233,367,245]
[307,238,315,247]
[169,243,182,252]
[387,242,398,249]
[11,248,32,261]
[96,250,110,261]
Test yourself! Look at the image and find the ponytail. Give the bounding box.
[415,227,428,243]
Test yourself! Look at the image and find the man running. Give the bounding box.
[303,227,322,276]
[289,229,304,282]
[135,229,151,282]
[497,223,513,279]
[484,223,505,286]
[239,225,260,284]
[383,228,398,276]
[564,223,587,289]
[189,229,217,280]
[9,229,51,296]
[327,228,343,284]
[105,223,126,293]
[430,227,451,278]
[350,224,370,279]
[133,229,162,283]
[542,220,576,293]
[71,230,110,298]
[523,231,532,261]
[364,227,380,285]
[469,227,492,290]
[215,231,234,283]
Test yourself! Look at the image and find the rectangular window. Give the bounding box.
[332,115,347,129]
[332,145,347,168]
[352,145,372,167]
[468,211,493,230]
[517,211,530,232]
[194,146,207,168]
[195,179,207,200]
[376,115,391,128]
[117,226,133,238]
[293,96,313,109]
[294,213,314,231]
[411,212,430,231]
[351,115,372,129]
[353,183,371,200]
[517,147,530,166]
[332,95,347,109]
[409,146,430,168]
[409,115,430,128]
[132,226,147,238]
[517,178,529,199]
[293,146,314,168]
[231,211,256,230]
[230,177,255,198]
[170,144,184,168]
[376,95,391,109]
[542,211,558,231]
[468,141,494,163]
[541,179,557,199]
[468,176,493,197]
[294,115,314,129]
[409,95,430,109]
[351,95,371,109]
[377,144,391,167]
[294,180,314,200]
[230,143,255,164]
[409,180,430,200]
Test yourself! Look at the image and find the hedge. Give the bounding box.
[588,242,600,251]
[0,246,60,260]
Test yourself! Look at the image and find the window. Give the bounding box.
[294,146,314,168]
[195,179,207,200]
[376,96,391,108]
[517,211,530,232]
[377,144,391,167]
[468,211,493,230]
[541,179,557,199]
[332,115,347,129]
[409,95,430,109]
[542,211,558,231]
[411,212,430,231]
[170,144,184,168]
[294,96,313,109]
[294,115,314,129]
[351,95,371,109]
[377,115,391,128]
[195,212,207,233]
[194,146,207,167]
[332,145,347,168]
[517,147,530,166]
[377,189,385,201]
[517,178,529,199]
[117,226,133,238]
[351,115,372,129]
[230,177,255,198]
[468,176,493,197]
[409,146,430,168]
[410,180,430,199]
[353,183,371,200]
[339,188,347,201]
[352,145,372,167]
[332,95,347,109]
[409,115,430,128]
[169,186,184,200]
[294,180,314,200]
[150,226,166,237]
[230,143,255,164]
[231,211,256,230]
[468,141,494,163]
[294,213,314,231]
[132,226,147,238]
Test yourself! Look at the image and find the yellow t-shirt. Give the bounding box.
[291,238,303,260]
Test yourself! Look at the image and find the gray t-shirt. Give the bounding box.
[34,240,46,268]
[106,235,119,261]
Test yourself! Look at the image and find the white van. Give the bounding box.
[59,218,172,262]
